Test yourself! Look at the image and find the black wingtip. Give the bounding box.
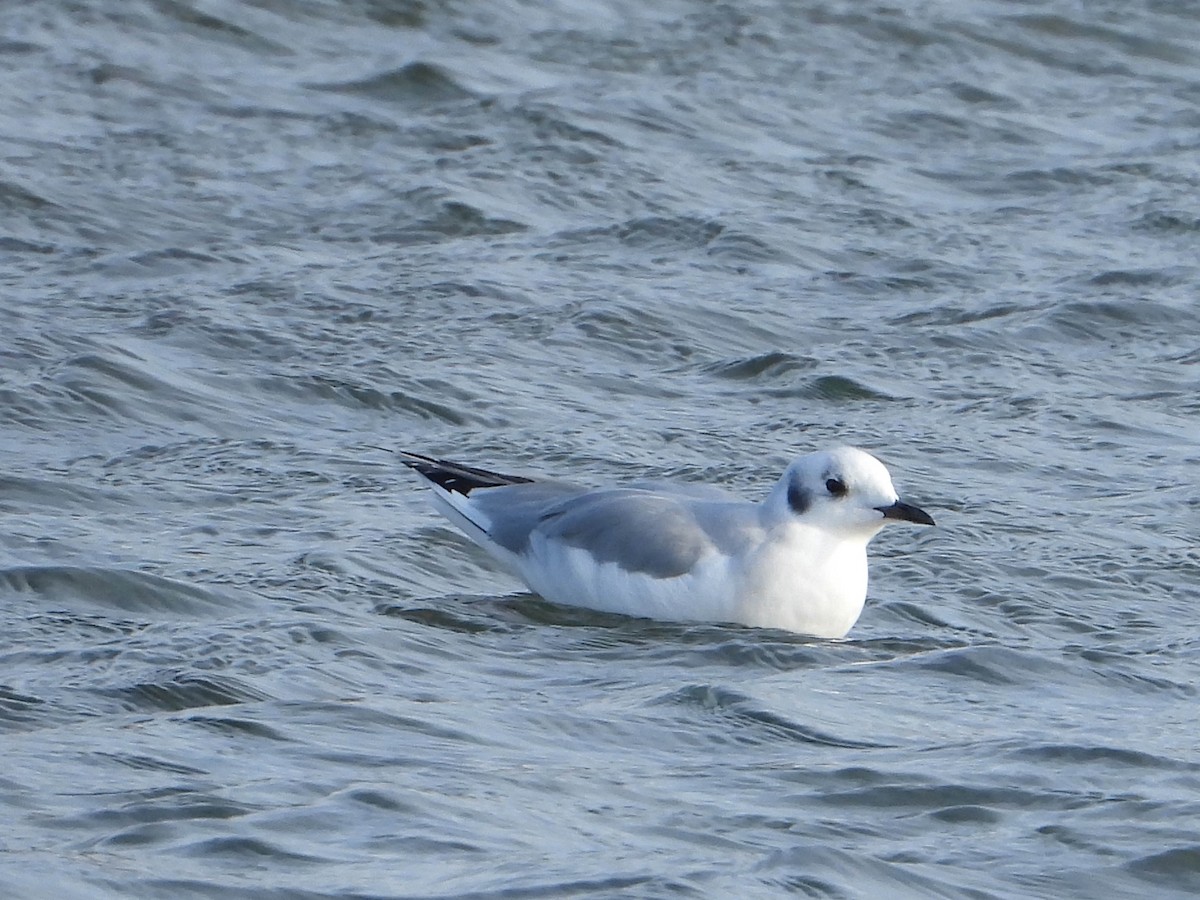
[397,451,534,496]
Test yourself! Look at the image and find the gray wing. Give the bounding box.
[541,491,713,578]
[475,486,760,579]
[465,481,587,555]
[628,480,740,501]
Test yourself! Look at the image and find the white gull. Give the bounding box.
[399,446,934,638]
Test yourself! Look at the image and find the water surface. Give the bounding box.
[2,1,1199,897]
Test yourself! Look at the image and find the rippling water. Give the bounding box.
[2,1,1199,897]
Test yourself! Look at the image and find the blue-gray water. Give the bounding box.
[2,1,1199,897]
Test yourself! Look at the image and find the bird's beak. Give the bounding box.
[877,500,935,526]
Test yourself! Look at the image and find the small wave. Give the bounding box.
[260,373,479,425]
[764,374,896,403]
[308,62,477,107]
[61,789,251,835]
[0,236,55,254]
[0,178,57,213]
[92,246,227,276]
[667,635,840,672]
[566,303,686,362]
[517,104,622,149]
[368,200,526,245]
[142,1,286,54]
[189,715,290,742]
[1135,210,1200,234]
[554,215,725,256]
[654,684,888,749]
[1012,743,1197,772]
[179,835,330,863]
[754,841,984,897]
[15,343,236,433]
[896,645,1067,687]
[380,603,505,635]
[493,595,642,631]
[0,473,127,511]
[98,674,270,714]
[1125,846,1200,891]
[889,301,1037,328]
[1088,268,1189,288]
[0,685,49,731]
[1038,298,1196,342]
[0,566,235,618]
[704,351,817,381]
[816,780,1061,812]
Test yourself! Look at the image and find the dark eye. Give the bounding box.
[825,477,848,497]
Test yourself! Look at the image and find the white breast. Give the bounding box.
[733,524,870,638]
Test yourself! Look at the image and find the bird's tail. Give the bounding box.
[394,450,533,495]
[393,450,534,547]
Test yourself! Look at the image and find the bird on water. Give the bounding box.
[399,446,934,638]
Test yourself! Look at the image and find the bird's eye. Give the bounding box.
[825,478,848,497]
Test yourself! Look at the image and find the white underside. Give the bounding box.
[427,483,871,639]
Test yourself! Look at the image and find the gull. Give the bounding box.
[399,447,934,638]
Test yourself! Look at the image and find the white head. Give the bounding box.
[766,446,934,536]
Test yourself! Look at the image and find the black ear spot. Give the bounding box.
[825,477,848,497]
[787,482,812,514]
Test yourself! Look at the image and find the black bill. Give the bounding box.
[876,500,935,526]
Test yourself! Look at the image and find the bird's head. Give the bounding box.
[768,446,934,535]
